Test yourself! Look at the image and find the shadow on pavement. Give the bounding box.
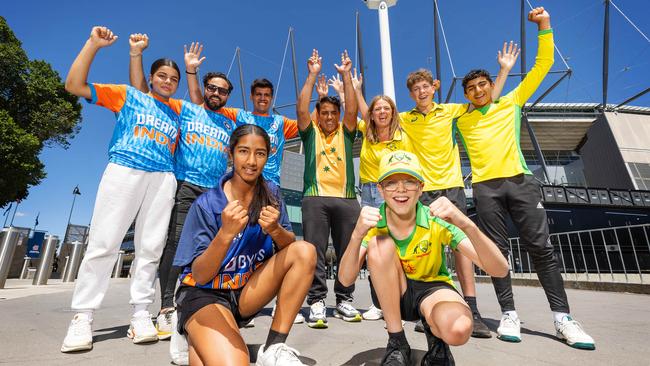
[340,347,427,365]
[94,324,130,343]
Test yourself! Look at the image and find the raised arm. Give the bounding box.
[351,69,367,119]
[338,206,381,287]
[128,33,149,93]
[184,42,206,105]
[297,49,321,131]
[491,41,520,101]
[429,197,508,278]
[65,26,118,99]
[335,50,358,132]
[512,7,553,106]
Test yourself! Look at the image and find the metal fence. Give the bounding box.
[451,224,650,284]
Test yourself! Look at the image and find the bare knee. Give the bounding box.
[288,240,317,271]
[441,315,472,346]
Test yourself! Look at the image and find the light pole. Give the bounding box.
[364,0,397,101]
[63,186,81,244]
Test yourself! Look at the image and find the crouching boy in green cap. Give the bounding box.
[338,150,509,365]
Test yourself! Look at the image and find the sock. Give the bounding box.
[504,310,519,320]
[388,330,408,346]
[553,312,571,323]
[265,329,288,350]
[464,296,479,315]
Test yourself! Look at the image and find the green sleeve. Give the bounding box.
[299,121,315,141]
[432,217,467,251]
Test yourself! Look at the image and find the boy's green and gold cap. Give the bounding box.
[378,150,424,183]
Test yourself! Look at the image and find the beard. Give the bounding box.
[204,95,225,111]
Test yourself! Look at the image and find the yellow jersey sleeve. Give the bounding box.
[510,29,554,106]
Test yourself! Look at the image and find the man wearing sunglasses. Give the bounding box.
[128,37,240,339]
[338,150,508,365]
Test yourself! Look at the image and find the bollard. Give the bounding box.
[63,241,85,282]
[33,235,59,286]
[19,257,31,279]
[112,250,125,278]
[0,227,22,288]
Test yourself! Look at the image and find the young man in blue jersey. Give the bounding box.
[129,36,240,339]
[183,44,300,187]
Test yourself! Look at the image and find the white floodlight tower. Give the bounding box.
[364,0,397,101]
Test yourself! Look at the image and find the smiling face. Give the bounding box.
[409,80,435,111]
[251,87,273,114]
[149,65,179,99]
[203,77,231,111]
[317,101,341,135]
[230,133,268,185]
[378,173,424,217]
[464,76,494,108]
[370,98,393,132]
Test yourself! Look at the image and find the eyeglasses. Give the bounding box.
[206,84,230,96]
[381,179,421,192]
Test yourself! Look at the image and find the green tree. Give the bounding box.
[0,16,82,207]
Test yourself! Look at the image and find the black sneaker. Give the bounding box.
[414,320,425,333]
[420,335,455,366]
[471,313,492,338]
[381,338,411,366]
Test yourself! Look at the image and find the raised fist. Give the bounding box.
[89,26,118,48]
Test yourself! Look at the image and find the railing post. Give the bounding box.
[33,235,59,285]
[626,227,643,284]
[612,229,629,283]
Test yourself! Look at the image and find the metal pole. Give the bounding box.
[602,0,610,109]
[588,231,602,281]
[9,201,20,226]
[0,227,21,288]
[522,113,551,183]
[377,1,396,101]
[113,250,125,278]
[527,70,572,110]
[19,257,30,279]
[433,0,442,103]
[356,11,367,99]
[33,234,59,286]
[615,87,650,109]
[63,240,84,282]
[63,193,78,245]
[236,47,248,111]
[289,28,300,101]
[61,255,70,281]
[612,228,628,283]
[520,0,527,82]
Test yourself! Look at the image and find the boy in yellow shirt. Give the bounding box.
[456,7,595,350]
[338,150,508,365]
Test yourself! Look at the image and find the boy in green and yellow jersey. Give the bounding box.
[456,7,595,350]
[297,49,362,328]
[338,150,508,365]
[397,44,519,337]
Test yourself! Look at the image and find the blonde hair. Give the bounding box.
[365,95,401,144]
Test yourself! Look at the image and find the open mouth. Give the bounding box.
[393,196,409,204]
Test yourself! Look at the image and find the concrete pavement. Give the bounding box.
[0,278,648,365]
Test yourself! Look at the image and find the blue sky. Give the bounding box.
[3,0,649,238]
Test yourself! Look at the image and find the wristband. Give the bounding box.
[185,70,197,75]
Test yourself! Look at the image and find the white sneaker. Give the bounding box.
[555,316,595,350]
[307,300,328,329]
[61,313,93,353]
[256,343,305,366]
[169,311,189,365]
[362,304,383,320]
[497,313,521,342]
[127,310,158,344]
[272,303,305,324]
[334,301,362,322]
[156,309,174,340]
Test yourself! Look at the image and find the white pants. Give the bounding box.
[71,163,176,311]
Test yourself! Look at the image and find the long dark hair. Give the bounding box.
[228,124,278,223]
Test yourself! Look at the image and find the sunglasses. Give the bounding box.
[206,84,230,96]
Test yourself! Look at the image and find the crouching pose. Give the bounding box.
[173,124,316,365]
[338,150,508,365]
